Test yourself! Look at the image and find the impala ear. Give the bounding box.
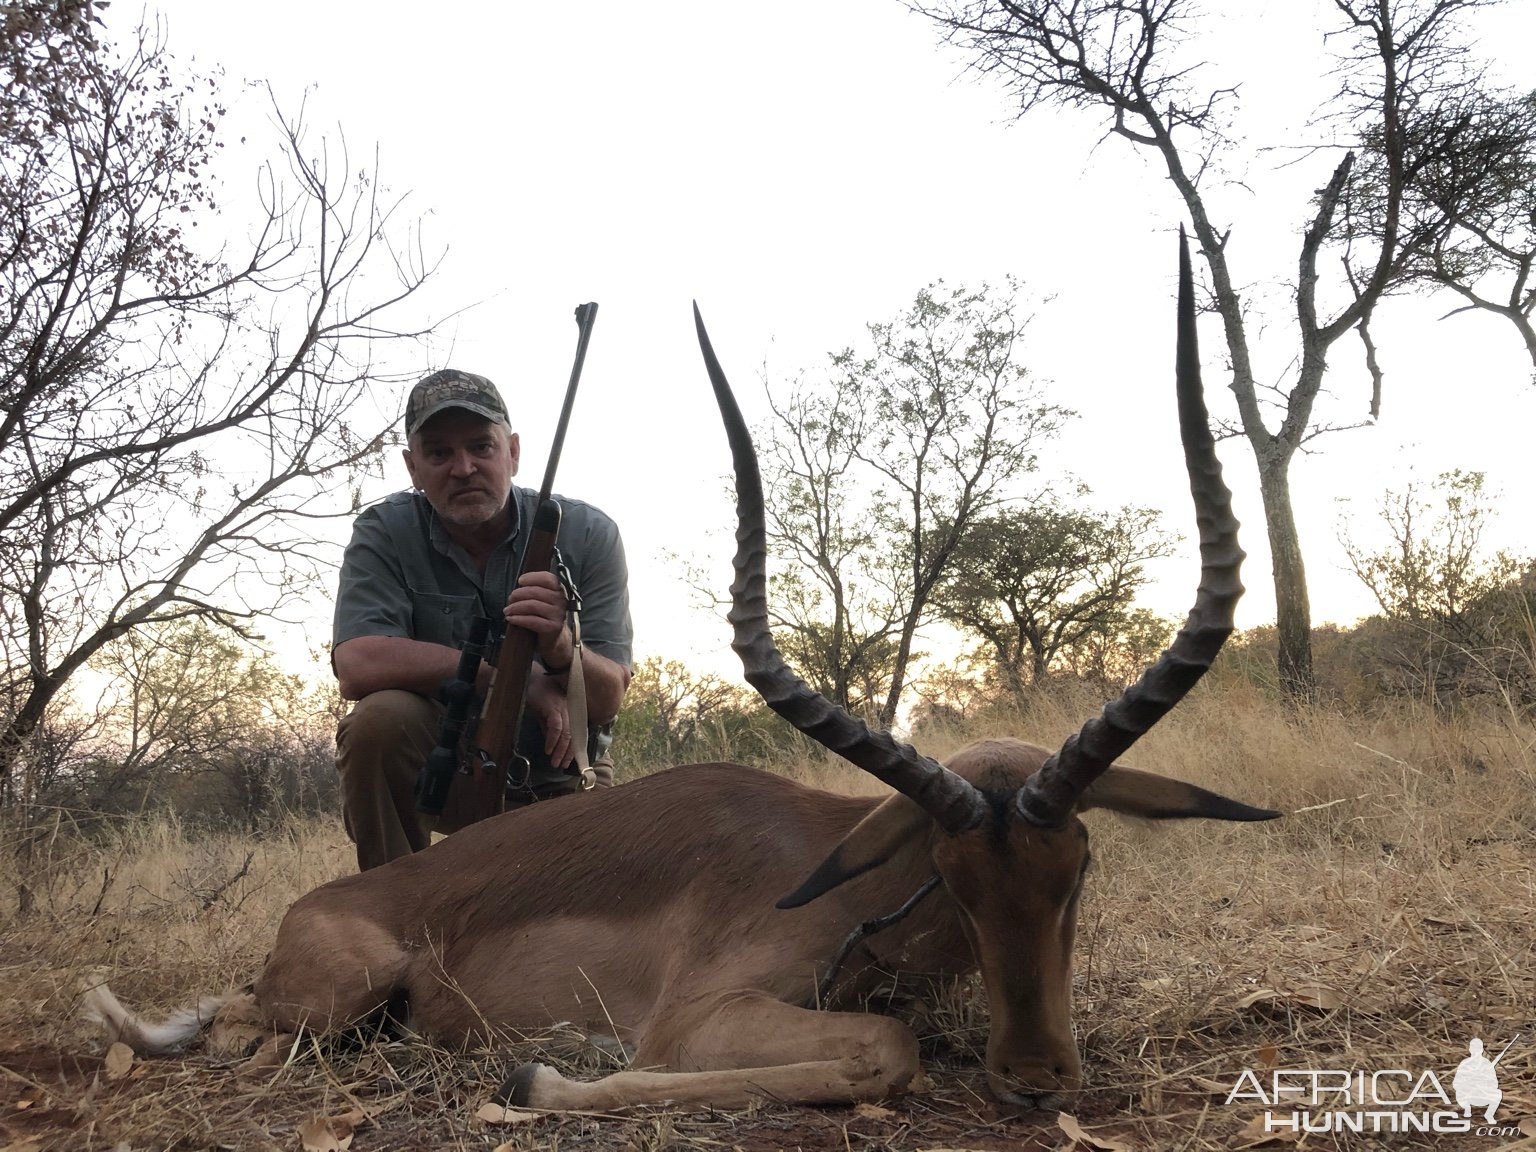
[1077,765,1280,822]
[776,792,929,909]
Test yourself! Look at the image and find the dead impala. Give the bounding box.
[85,235,1278,1112]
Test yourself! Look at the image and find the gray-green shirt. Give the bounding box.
[333,486,632,784]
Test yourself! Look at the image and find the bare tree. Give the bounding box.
[761,280,1068,725]
[0,9,440,799]
[758,378,886,716]
[1341,470,1533,709]
[1053,607,1177,690]
[609,657,799,770]
[915,0,1522,699]
[1342,470,1516,624]
[1352,85,1536,366]
[84,621,309,810]
[932,499,1175,700]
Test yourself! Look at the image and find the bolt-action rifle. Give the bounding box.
[414,302,598,826]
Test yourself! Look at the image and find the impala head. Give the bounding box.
[694,231,1279,1109]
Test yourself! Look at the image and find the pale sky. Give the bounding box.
[128,0,1536,681]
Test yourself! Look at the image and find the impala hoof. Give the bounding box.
[495,1062,551,1108]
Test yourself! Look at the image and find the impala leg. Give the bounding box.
[501,991,919,1110]
[252,900,410,1036]
[207,992,268,1058]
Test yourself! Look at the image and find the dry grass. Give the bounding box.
[1,682,1533,1150]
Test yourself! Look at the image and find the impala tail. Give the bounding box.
[80,982,232,1055]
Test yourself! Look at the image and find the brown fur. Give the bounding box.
[85,740,1273,1111]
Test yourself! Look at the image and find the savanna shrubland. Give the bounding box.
[2,663,1530,1150]
[6,663,1530,958]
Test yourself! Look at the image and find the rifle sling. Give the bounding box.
[564,611,595,788]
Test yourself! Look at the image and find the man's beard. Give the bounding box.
[435,491,506,527]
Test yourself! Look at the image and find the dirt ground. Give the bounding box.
[0,1037,1213,1152]
[4,1035,1533,1151]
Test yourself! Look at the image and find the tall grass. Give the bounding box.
[1,678,1531,1149]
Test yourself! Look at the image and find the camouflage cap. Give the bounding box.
[404,369,510,435]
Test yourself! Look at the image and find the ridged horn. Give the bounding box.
[694,302,988,835]
[1015,228,1245,828]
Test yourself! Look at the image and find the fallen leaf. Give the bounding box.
[104,1041,134,1080]
[1255,1043,1278,1068]
[1058,1111,1134,1151]
[1421,916,1471,932]
[477,1101,540,1124]
[1287,985,1342,1011]
[1521,1116,1535,1137]
[854,1102,898,1121]
[297,1114,356,1151]
[1238,985,1344,1013]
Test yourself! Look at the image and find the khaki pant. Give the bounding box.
[336,690,612,872]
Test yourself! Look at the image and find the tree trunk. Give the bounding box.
[879,625,917,729]
[0,684,50,798]
[1514,312,1536,370]
[1005,661,1029,711]
[1257,458,1316,702]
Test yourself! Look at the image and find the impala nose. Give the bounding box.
[997,1087,1073,1112]
[988,1058,1081,1112]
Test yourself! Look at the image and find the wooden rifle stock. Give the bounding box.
[459,498,562,820]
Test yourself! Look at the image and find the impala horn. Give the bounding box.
[1014,228,1245,828]
[694,303,988,835]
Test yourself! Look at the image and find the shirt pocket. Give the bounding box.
[409,590,480,648]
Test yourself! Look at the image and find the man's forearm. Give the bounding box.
[336,633,628,724]
[334,635,487,702]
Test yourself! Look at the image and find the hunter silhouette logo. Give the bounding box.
[1453,1035,1515,1123]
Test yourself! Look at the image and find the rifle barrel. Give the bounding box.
[539,302,598,502]
[1490,1033,1519,1065]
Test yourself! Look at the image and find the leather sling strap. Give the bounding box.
[563,611,595,787]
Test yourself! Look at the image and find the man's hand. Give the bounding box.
[504,570,574,670]
[524,670,576,770]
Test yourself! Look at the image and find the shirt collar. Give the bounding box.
[423,488,521,560]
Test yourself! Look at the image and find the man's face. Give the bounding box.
[403,409,520,529]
